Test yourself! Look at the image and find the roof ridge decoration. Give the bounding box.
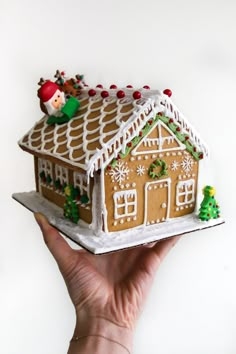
[19,81,209,178]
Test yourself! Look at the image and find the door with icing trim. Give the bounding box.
[144,179,170,225]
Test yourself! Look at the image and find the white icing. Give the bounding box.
[181,156,194,173]
[171,160,179,171]
[19,87,209,179]
[176,179,195,206]
[136,165,146,176]
[131,120,185,156]
[100,168,108,233]
[113,189,137,219]
[108,161,130,185]
[13,191,224,254]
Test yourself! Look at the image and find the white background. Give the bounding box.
[1,0,235,353]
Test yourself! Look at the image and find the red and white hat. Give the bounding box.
[38,81,61,103]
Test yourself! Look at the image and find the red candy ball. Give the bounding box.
[163,89,172,97]
[101,90,109,98]
[133,91,141,99]
[96,84,103,88]
[143,85,150,89]
[126,85,133,88]
[110,84,117,89]
[117,90,125,99]
[88,89,96,97]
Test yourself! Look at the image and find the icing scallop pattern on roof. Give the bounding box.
[19,87,209,176]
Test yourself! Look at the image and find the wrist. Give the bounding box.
[68,314,134,354]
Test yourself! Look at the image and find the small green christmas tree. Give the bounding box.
[63,185,79,224]
[199,186,220,221]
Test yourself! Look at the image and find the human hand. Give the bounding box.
[34,213,180,353]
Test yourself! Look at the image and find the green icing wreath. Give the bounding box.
[148,159,168,179]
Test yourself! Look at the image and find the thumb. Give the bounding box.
[34,212,75,272]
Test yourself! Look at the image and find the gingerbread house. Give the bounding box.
[18,86,208,235]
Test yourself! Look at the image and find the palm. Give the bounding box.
[59,241,177,329]
[35,212,180,329]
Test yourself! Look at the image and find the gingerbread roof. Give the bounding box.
[19,87,208,177]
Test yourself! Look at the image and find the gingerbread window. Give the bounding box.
[176,179,195,206]
[55,165,69,186]
[73,172,90,201]
[38,158,53,187]
[113,190,137,219]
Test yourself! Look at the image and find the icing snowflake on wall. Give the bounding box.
[171,160,179,171]
[181,156,194,173]
[136,165,146,176]
[109,161,130,185]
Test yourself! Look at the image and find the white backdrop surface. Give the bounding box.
[1,0,235,353]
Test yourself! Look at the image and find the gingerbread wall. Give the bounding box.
[104,148,199,233]
[36,157,93,224]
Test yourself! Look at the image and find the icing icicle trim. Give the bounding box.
[158,115,204,161]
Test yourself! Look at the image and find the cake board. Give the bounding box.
[12,191,225,255]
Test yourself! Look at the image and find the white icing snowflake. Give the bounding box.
[181,156,194,173]
[171,160,179,171]
[109,161,130,184]
[136,165,146,176]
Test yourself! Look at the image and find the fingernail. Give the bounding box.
[34,212,48,230]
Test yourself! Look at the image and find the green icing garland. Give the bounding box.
[158,115,203,160]
[148,159,168,179]
[107,114,204,170]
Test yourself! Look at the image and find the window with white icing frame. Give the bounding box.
[176,179,195,206]
[113,190,137,219]
[38,158,53,187]
[73,172,90,202]
[55,165,69,191]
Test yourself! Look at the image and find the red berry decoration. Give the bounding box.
[110,84,117,89]
[126,85,133,88]
[88,89,96,97]
[185,136,189,140]
[96,84,103,88]
[157,112,163,116]
[148,119,153,125]
[133,91,141,99]
[139,131,143,137]
[199,153,204,159]
[101,90,109,98]
[143,85,150,89]
[193,147,197,152]
[176,127,181,132]
[163,89,172,97]
[169,118,174,123]
[117,90,125,99]
[127,142,132,147]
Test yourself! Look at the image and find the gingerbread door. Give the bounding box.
[144,178,171,225]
